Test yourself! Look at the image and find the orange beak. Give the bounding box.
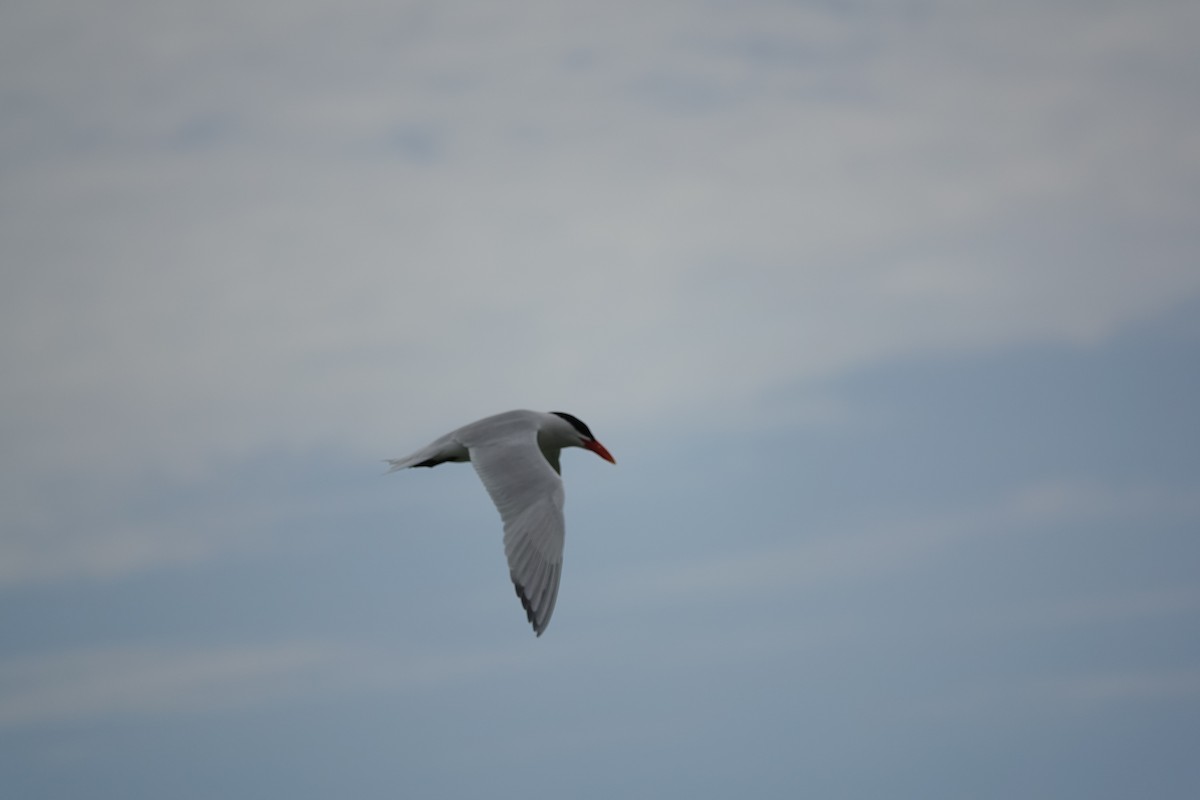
[584,439,616,464]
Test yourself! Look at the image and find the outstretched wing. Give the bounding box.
[468,432,565,636]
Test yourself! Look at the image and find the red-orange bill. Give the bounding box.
[584,439,616,464]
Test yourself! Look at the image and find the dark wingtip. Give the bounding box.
[511,578,540,633]
[549,411,594,440]
[512,577,542,636]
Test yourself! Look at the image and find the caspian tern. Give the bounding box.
[386,410,615,636]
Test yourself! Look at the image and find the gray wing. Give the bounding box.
[469,432,565,636]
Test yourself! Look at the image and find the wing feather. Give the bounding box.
[468,430,566,636]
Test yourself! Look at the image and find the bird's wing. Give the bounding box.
[468,431,566,636]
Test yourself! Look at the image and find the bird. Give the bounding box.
[386,410,615,636]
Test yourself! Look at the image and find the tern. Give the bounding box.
[386,410,615,636]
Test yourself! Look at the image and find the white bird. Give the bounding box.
[386,410,615,636]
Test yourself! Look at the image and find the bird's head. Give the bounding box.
[548,411,616,464]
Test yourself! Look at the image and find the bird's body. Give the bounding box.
[386,410,615,636]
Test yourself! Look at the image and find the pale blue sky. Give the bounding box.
[2,1,1199,798]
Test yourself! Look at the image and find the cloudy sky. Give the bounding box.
[3,0,1199,797]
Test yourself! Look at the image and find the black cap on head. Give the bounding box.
[550,411,594,439]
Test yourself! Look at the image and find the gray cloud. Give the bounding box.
[4,1,1198,491]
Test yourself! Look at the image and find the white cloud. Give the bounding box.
[0,638,541,727]
[0,642,332,727]
[922,666,1200,724]
[991,586,1200,633]
[0,523,219,587]
[605,514,964,606]
[1011,478,1200,524]
[0,486,278,587]
[1059,668,1200,705]
[594,477,1200,608]
[2,0,1198,488]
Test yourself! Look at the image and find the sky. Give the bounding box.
[2,0,1199,797]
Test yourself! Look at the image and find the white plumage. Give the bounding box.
[386,409,615,636]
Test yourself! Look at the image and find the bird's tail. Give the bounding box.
[383,457,415,473]
[383,435,467,473]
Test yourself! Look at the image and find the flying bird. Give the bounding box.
[386,410,616,636]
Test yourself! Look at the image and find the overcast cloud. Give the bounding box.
[3,2,1199,798]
